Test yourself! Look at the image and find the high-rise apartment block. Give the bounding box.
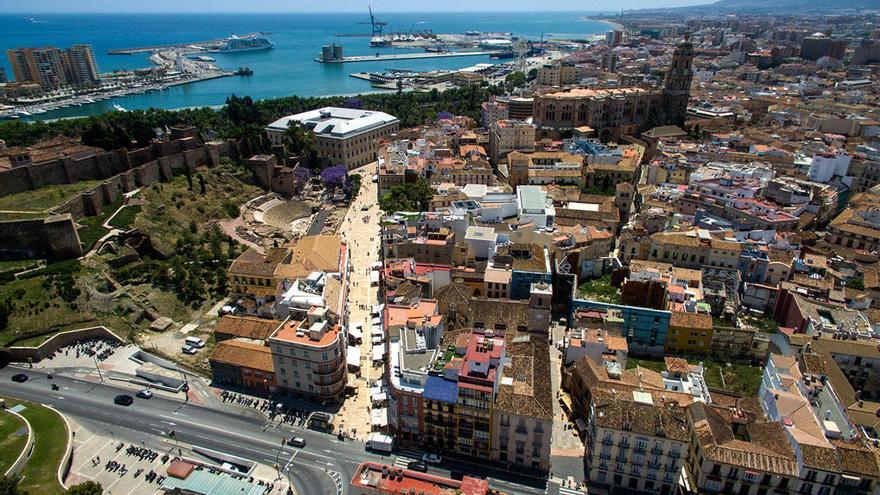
[6,44,100,90]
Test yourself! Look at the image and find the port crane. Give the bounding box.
[358,5,388,37]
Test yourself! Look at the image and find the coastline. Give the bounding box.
[585,17,624,32]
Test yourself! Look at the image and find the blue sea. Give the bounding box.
[0,12,611,120]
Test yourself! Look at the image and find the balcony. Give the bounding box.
[515,426,529,436]
[668,450,681,459]
[651,446,664,455]
[315,367,346,386]
[312,354,345,372]
[602,437,613,446]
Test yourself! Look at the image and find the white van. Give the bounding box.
[365,433,394,453]
[185,336,205,348]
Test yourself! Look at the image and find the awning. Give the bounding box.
[371,392,387,403]
[349,327,363,340]
[560,393,573,413]
[371,325,384,337]
[574,418,587,432]
[370,408,388,427]
[372,344,385,362]
[371,317,382,326]
[371,336,383,344]
[346,346,361,370]
[370,271,380,284]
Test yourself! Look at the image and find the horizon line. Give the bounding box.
[0,9,624,14]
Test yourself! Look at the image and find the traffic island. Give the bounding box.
[2,398,69,494]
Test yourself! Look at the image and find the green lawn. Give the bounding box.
[78,197,124,251]
[3,398,68,495]
[578,274,621,304]
[740,315,779,334]
[627,357,763,397]
[0,180,106,213]
[0,410,28,474]
[107,204,142,230]
[0,265,93,346]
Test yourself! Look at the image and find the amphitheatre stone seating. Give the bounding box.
[261,201,312,230]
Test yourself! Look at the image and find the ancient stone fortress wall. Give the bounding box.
[0,134,234,261]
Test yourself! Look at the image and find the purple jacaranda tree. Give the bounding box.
[436,111,454,121]
[320,165,348,190]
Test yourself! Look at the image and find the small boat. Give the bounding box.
[234,67,254,76]
[113,104,127,112]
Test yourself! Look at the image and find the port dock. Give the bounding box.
[107,32,271,55]
[316,50,501,64]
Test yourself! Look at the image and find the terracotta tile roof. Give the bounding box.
[670,311,713,330]
[494,337,553,420]
[275,234,343,281]
[591,392,690,442]
[831,439,880,477]
[213,316,280,341]
[229,247,288,279]
[209,339,274,373]
[689,402,799,476]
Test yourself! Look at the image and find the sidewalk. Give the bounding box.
[333,162,383,440]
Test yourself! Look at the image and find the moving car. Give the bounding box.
[114,394,134,406]
[407,461,428,472]
[288,437,306,448]
[136,389,153,399]
[11,374,28,383]
[421,453,441,464]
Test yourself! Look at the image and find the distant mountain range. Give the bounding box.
[636,0,877,14]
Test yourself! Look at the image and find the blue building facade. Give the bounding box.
[509,246,552,300]
[570,298,671,355]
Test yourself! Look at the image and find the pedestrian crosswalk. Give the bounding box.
[393,456,416,469]
[557,486,586,495]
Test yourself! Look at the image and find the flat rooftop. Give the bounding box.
[270,318,339,347]
[351,462,490,495]
[267,107,398,139]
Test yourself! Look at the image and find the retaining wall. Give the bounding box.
[6,326,125,362]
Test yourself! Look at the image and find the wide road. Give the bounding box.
[0,366,548,495]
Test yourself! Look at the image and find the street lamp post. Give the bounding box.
[93,356,104,382]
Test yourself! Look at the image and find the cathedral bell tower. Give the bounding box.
[662,34,695,127]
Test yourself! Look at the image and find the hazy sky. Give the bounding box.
[0,0,710,13]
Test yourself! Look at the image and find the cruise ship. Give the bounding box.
[218,35,273,52]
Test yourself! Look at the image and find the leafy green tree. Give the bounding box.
[284,122,315,165]
[0,475,27,495]
[504,71,526,92]
[130,118,155,148]
[67,481,103,495]
[379,178,433,212]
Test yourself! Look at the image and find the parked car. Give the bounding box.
[136,389,153,399]
[185,337,206,348]
[407,461,428,472]
[288,437,306,448]
[10,374,27,383]
[114,394,134,406]
[421,453,442,464]
[181,345,197,355]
